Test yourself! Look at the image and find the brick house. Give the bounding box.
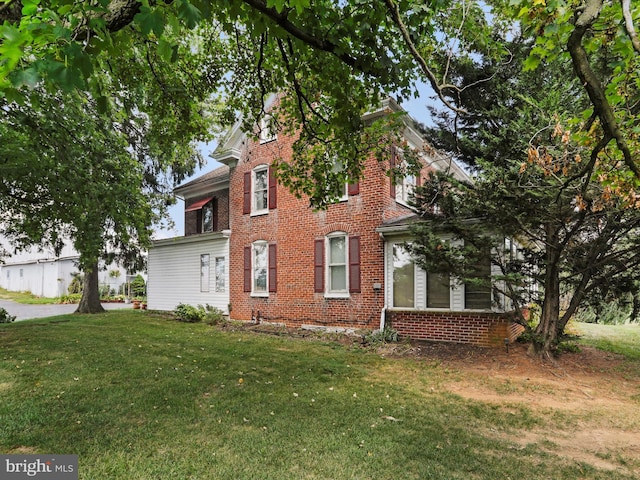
[148,98,522,346]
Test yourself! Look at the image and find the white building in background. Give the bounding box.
[0,239,136,298]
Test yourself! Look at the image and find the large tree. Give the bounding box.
[1,1,638,189]
[0,26,226,311]
[408,37,640,358]
[1,0,639,336]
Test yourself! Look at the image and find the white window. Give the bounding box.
[327,233,348,294]
[253,166,268,214]
[391,243,451,309]
[464,256,492,310]
[396,170,416,205]
[427,272,450,308]
[215,256,226,293]
[392,244,414,308]
[253,241,268,294]
[202,201,214,233]
[259,115,276,143]
[329,156,348,203]
[200,254,210,292]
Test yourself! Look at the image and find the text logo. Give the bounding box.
[0,455,78,479]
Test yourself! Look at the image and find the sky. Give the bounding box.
[158,84,436,239]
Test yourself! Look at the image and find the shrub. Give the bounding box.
[365,326,399,345]
[173,304,226,324]
[173,303,206,323]
[203,304,226,325]
[68,274,83,294]
[0,307,16,323]
[57,294,82,304]
[99,284,111,299]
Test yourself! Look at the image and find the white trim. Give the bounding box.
[324,231,349,297]
[251,240,269,295]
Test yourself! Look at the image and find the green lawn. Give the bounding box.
[0,287,57,304]
[575,322,640,360]
[0,311,635,479]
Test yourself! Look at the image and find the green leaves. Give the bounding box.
[177,0,202,29]
[134,6,166,37]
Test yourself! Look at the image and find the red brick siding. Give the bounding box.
[227,127,412,330]
[185,189,230,236]
[388,310,522,347]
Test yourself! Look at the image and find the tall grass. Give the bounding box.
[0,311,633,479]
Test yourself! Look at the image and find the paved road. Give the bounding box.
[0,299,132,321]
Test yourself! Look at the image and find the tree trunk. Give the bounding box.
[631,293,640,323]
[76,263,105,314]
[529,226,562,359]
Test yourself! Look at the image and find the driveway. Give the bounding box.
[0,299,131,321]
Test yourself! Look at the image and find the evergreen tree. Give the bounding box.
[409,37,640,357]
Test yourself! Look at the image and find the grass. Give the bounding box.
[0,288,57,304]
[574,322,640,360]
[0,311,636,479]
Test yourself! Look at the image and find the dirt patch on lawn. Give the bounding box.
[380,340,640,476]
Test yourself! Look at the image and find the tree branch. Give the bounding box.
[382,0,467,114]
[567,0,640,179]
[621,0,640,53]
[240,0,389,80]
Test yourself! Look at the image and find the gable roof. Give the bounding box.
[173,164,229,199]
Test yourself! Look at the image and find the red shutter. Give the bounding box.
[268,244,277,292]
[243,246,251,292]
[268,166,277,209]
[348,182,360,195]
[349,236,361,293]
[314,239,324,293]
[243,171,251,214]
[389,147,396,198]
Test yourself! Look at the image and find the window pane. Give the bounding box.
[427,273,450,308]
[254,169,268,211]
[202,203,213,232]
[329,236,346,263]
[465,257,491,309]
[215,257,225,293]
[330,265,347,291]
[253,243,267,292]
[200,254,210,292]
[393,244,414,308]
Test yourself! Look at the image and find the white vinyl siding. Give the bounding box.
[148,234,229,313]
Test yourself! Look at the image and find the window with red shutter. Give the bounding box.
[348,182,360,195]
